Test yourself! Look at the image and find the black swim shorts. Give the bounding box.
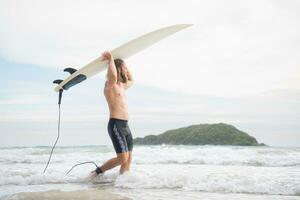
[107,118,133,153]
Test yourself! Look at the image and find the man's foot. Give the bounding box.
[89,167,103,178]
[89,170,98,178]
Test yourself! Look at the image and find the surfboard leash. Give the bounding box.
[43,78,102,175]
[42,87,101,175]
[43,89,63,173]
[66,161,98,175]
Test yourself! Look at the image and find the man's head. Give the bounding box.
[114,58,128,83]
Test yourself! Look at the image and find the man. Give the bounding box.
[90,51,134,177]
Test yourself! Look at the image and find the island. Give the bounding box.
[133,123,264,146]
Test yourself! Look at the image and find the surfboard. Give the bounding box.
[54,24,193,92]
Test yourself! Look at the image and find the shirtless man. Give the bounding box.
[90,51,134,177]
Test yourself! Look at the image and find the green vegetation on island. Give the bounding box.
[134,123,264,146]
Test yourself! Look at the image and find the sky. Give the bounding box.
[0,0,299,147]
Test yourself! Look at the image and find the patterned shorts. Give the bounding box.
[107,118,133,153]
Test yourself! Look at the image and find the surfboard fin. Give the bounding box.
[63,74,87,90]
[53,79,63,84]
[64,67,77,74]
[53,74,87,91]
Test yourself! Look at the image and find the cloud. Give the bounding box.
[0,95,45,105]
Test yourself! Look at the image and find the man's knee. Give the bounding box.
[117,153,128,165]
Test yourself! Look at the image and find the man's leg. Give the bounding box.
[125,151,132,171]
[99,152,128,172]
[120,151,132,174]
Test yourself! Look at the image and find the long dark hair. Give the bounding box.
[114,58,127,83]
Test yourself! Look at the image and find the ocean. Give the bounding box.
[0,145,299,200]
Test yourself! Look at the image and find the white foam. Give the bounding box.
[0,145,299,197]
[133,145,300,167]
[114,164,300,196]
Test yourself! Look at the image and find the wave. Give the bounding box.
[0,145,299,197]
[0,164,299,196]
[114,165,300,196]
[1,146,300,167]
[132,145,300,167]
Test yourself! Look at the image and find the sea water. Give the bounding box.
[0,145,299,200]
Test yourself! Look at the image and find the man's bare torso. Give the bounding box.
[104,81,129,120]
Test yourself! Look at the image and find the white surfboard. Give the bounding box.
[54,24,193,92]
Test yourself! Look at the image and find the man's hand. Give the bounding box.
[101,51,113,61]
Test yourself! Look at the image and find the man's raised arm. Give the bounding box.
[102,51,117,85]
[124,67,134,90]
